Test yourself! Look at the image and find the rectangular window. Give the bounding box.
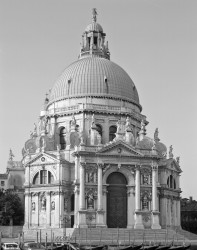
[1,181,5,186]
[40,170,47,184]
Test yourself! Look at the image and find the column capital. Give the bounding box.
[80,162,86,168]
[97,163,104,169]
[152,164,158,171]
[135,164,141,171]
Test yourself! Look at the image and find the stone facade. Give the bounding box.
[22,10,182,234]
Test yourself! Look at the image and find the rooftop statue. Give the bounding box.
[169,145,174,158]
[9,149,15,161]
[154,128,160,142]
[92,8,97,23]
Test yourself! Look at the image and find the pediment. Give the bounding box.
[166,159,182,173]
[97,140,144,157]
[24,152,59,166]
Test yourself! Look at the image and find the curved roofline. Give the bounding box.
[47,93,142,112]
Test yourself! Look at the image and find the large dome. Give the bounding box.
[49,57,140,107]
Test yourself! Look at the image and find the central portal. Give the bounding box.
[107,172,127,228]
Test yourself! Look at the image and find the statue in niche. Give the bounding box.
[64,198,68,211]
[88,172,94,183]
[87,193,94,209]
[41,197,46,209]
[32,202,35,211]
[51,201,55,210]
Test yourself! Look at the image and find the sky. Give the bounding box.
[0,0,197,199]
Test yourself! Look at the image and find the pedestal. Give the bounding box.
[78,210,88,228]
[151,211,161,229]
[96,210,106,227]
[134,211,144,229]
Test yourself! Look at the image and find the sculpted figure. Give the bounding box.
[51,201,55,210]
[41,197,46,209]
[9,149,14,161]
[169,145,174,158]
[87,193,94,208]
[32,202,35,211]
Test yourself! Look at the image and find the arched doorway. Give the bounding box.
[107,172,127,228]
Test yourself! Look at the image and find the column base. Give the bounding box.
[151,211,161,229]
[134,211,144,229]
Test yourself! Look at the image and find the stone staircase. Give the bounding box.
[23,228,197,245]
[70,228,187,245]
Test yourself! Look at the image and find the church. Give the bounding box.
[22,9,182,235]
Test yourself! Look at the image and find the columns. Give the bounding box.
[79,162,85,210]
[55,192,60,227]
[75,157,79,182]
[177,198,181,228]
[78,162,87,227]
[59,192,64,228]
[46,192,51,227]
[135,166,141,211]
[152,165,158,211]
[97,164,103,210]
[24,193,31,228]
[96,163,105,227]
[36,193,40,226]
[134,165,144,229]
[151,164,161,229]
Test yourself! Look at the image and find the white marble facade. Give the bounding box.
[22,10,182,234]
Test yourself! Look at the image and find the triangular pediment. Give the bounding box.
[97,140,144,157]
[24,152,59,166]
[165,158,182,173]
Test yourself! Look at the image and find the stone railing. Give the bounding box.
[48,103,145,121]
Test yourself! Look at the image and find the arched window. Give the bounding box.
[33,170,54,185]
[167,177,169,187]
[33,172,39,185]
[109,125,117,141]
[40,170,47,184]
[60,127,66,150]
[174,179,176,189]
[170,175,173,188]
[96,124,102,136]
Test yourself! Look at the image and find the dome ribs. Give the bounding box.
[48,57,141,111]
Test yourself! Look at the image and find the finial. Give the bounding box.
[9,149,15,161]
[154,128,160,142]
[169,145,174,158]
[92,8,97,23]
[45,92,49,105]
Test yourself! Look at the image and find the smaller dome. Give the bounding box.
[136,136,167,158]
[85,22,103,33]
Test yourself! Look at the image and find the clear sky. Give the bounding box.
[0,0,197,199]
